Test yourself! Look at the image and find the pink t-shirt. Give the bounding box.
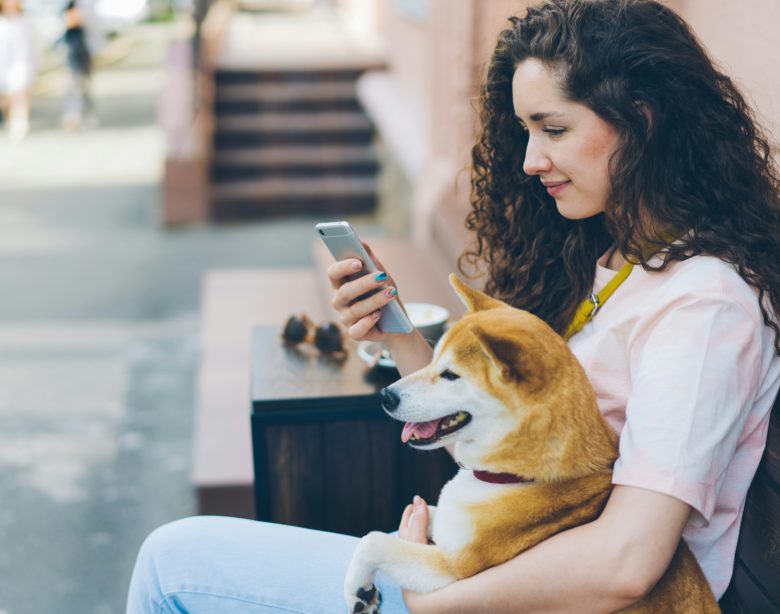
[568,253,780,599]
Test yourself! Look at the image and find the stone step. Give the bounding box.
[211,176,378,220]
[213,144,377,166]
[212,162,378,182]
[216,111,372,133]
[215,67,368,86]
[215,98,362,115]
[211,144,379,182]
[215,11,384,74]
[216,81,358,104]
[207,11,381,221]
[214,111,374,149]
[214,130,373,149]
[215,81,361,115]
[212,176,377,200]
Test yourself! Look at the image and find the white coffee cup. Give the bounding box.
[404,302,449,344]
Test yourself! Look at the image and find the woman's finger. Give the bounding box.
[406,496,430,544]
[398,504,414,539]
[347,310,382,340]
[332,268,393,313]
[327,259,363,291]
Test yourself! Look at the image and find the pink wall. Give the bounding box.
[667,0,780,146]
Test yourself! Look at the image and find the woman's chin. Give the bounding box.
[555,199,605,220]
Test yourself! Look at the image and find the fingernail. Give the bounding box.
[373,310,381,318]
[375,272,387,282]
[351,260,362,271]
[385,287,397,298]
[413,496,422,511]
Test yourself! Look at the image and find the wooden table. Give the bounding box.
[251,325,457,536]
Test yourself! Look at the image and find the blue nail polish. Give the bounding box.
[375,272,387,282]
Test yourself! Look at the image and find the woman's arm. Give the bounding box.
[386,328,434,376]
[403,485,692,613]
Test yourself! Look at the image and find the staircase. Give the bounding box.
[210,65,382,220]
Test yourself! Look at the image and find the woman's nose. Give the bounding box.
[522,138,552,176]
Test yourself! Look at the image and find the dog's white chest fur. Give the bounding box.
[432,469,521,556]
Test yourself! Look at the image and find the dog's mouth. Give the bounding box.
[401,411,472,446]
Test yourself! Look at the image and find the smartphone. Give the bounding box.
[316,221,414,334]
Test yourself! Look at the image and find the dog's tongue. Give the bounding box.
[401,419,440,443]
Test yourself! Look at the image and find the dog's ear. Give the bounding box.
[449,274,505,313]
[469,324,523,382]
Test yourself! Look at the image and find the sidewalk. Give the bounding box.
[0,19,378,614]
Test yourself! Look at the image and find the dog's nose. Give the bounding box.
[379,387,400,412]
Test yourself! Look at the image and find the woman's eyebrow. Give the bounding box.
[529,111,566,121]
[513,111,567,123]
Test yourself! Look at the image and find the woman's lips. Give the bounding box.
[543,180,570,197]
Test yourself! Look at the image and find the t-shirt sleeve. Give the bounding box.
[612,292,762,525]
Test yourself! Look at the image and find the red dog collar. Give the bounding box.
[472,470,534,484]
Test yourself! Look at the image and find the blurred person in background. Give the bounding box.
[59,0,95,129]
[0,0,36,140]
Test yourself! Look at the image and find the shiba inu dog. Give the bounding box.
[343,274,718,613]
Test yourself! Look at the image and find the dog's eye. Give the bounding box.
[440,369,460,381]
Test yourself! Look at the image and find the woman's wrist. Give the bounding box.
[385,329,434,376]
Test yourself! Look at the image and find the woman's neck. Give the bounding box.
[604,245,627,271]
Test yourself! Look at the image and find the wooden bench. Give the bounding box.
[193,268,325,518]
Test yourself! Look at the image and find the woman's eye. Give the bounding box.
[542,127,565,137]
[440,369,460,381]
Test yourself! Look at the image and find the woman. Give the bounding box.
[127,1,780,612]
[60,0,94,129]
[0,0,36,140]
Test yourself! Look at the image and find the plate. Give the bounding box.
[357,341,397,369]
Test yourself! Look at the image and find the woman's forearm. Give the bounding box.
[406,520,641,614]
[404,486,691,613]
[386,330,434,376]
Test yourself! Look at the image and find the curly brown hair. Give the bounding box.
[460,0,780,352]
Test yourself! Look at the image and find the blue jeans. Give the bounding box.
[126,516,409,613]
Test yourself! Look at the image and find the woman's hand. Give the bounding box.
[399,495,430,544]
[399,497,435,613]
[326,241,433,376]
[327,242,402,343]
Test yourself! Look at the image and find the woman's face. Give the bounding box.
[512,58,620,220]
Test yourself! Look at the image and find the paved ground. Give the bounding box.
[0,19,379,614]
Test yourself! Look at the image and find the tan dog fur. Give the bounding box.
[343,275,719,613]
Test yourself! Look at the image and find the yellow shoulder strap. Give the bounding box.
[563,260,633,340]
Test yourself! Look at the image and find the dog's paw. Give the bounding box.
[347,583,381,613]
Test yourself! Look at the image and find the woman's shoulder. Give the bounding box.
[639,255,764,322]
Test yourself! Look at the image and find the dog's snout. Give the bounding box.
[379,387,401,412]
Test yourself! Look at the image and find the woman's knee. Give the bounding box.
[127,516,216,613]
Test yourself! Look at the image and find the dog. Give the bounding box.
[343,274,719,613]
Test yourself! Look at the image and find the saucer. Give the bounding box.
[356,341,397,369]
